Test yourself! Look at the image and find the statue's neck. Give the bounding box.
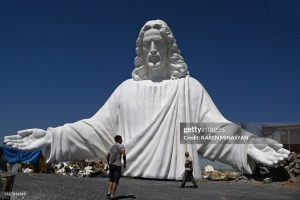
[148,65,169,82]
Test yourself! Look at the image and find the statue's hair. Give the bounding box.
[132,20,189,80]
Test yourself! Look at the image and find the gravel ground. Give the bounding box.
[6,174,300,200]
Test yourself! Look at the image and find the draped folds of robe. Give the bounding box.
[45,76,255,180]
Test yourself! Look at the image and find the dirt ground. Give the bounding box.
[6,174,300,200]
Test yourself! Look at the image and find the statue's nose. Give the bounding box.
[150,41,158,55]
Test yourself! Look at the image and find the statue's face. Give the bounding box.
[142,28,168,70]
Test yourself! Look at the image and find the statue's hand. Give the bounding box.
[4,128,51,151]
[247,137,290,166]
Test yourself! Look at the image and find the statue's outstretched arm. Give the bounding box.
[191,78,289,173]
[4,83,122,163]
[4,128,51,151]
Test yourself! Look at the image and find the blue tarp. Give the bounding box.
[2,144,41,165]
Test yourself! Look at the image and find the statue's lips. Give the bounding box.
[148,55,160,63]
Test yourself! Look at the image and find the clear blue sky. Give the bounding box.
[0,0,299,141]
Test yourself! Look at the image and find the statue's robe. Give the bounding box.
[45,76,255,180]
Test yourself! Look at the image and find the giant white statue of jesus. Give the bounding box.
[4,20,289,180]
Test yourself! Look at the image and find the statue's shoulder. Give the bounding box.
[115,79,137,92]
[188,76,205,90]
[119,79,135,87]
[119,79,133,84]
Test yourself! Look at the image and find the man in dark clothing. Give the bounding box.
[180,152,198,188]
[106,135,126,200]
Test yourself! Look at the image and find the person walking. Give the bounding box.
[106,135,126,200]
[180,152,198,188]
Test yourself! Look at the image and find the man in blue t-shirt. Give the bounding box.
[106,135,126,200]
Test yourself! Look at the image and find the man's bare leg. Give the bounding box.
[110,182,118,198]
[107,181,113,198]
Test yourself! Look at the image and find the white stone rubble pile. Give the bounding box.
[53,160,108,177]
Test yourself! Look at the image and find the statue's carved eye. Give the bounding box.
[153,24,162,30]
[143,25,151,31]
[154,40,162,47]
[143,41,151,48]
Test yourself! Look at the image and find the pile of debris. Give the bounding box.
[249,151,300,183]
[279,151,300,182]
[202,165,241,181]
[53,160,108,177]
[202,152,300,184]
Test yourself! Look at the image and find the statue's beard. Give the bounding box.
[146,54,163,69]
